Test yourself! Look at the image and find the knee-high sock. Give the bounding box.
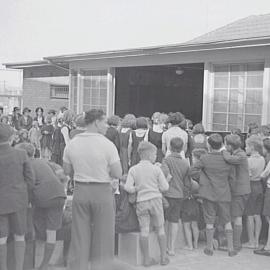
[139,236,150,265]
[158,234,167,261]
[233,225,242,250]
[206,228,215,251]
[0,244,7,270]
[14,241,25,270]
[39,242,55,270]
[225,230,234,252]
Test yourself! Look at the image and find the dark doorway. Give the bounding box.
[115,63,204,124]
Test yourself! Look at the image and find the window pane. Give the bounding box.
[214,76,229,88]
[230,64,244,76]
[229,103,243,114]
[247,63,264,74]
[228,114,243,127]
[245,104,262,114]
[212,124,227,131]
[213,103,227,112]
[214,89,228,102]
[246,75,263,88]
[214,65,229,74]
[213,113,227,124]
[246,90,262,104]
[244,115,261,127]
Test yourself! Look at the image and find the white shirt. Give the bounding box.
[63,132,120,183]
[162,126,188,159]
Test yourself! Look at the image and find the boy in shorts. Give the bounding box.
[125,141,169,266]
[190,133,237,257]
[243,136,265,249]
[0,123,35,270]
[223,134,251,251]
[161,137,190,255]
[16,143,66,270]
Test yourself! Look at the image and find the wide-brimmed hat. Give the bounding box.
[0,123,14,143]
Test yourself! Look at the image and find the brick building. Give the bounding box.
[5,14,270,131]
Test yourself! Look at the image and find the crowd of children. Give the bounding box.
[1,105,270,269]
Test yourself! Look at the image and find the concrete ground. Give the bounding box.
[48,246,270,270]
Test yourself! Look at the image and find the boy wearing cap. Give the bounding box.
[0,123,35,270]
[19,107,33,131]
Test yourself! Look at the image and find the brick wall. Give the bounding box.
[23,78,68,114]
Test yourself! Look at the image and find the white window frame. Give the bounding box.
[204,60,267,132]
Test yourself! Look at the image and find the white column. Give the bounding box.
[202,62,213,131]
[77,70,83,114]
[107,68,115,116]
[262,60,270,124]
[68,69,72,110]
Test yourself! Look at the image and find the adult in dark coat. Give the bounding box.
[0,123,35,270]
[18,107,33,131]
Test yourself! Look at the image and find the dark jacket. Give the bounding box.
[190,151,235,202]
[105,126,120,152]
[30,159,66,205]
[161,153,190,199]
[18,115,33,130]
[0,143,35,214]
[223,149,251,196]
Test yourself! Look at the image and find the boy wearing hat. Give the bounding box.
[0,123,35,270]
[18,107,33,131]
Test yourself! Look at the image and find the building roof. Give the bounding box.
[188,13,270,44]
[4,13,270,68]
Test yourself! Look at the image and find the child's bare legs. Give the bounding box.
[265,217,270,250]
[233,216,243,251]
[254,215,262,248]
[245,216,255,247]
[38,230,56,270]
[204,224,214,256]
[191,221,199,249]
[183,222,193,250]
[167,222,179,255]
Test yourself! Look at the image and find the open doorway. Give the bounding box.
[115,63,204,124]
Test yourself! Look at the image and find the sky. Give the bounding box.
[1,0,270,65]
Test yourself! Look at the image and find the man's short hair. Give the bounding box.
[192,148,207,160]
[137,141,157,159]
[208,133,223,150]
[170,137,183,153]
[263,138,270,153]
[15,143,35,158]
[246,135,263,154]
[225,134,242,150]
[84,109,105,125]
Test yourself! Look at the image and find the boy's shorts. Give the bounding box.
[231,194,249,218]
[202,199,231,225]
[244,182,263,216]
[136,197,164,230]
[0,208,27,238]
[33,197,65,238]
[181,198,200,223]
[164,197,183,223]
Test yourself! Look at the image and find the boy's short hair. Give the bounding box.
[121,114,136,129]
[136,117,148,129]
[74,114,85,127]
[170,137,183,153]
[208,133,223,150]
[246,135,263,153]
[261,125,270,137]
[167,112,185,126]
[192,148,207,160]
[16,143,35,157]
[84,109,105,125]
[193,123,205,134]
[225,134,242,150]
[137,141,157,159]
[107,115,120,127]
[263,138,270,153]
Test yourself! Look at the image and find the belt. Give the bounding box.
[75,181,110,185]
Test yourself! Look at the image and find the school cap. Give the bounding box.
[0,123,14,143]
[13,106,20,112]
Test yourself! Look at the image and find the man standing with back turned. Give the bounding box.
[63,109,122,270]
